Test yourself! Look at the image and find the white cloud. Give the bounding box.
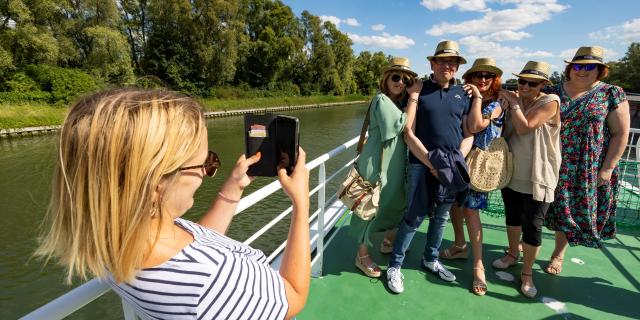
[344,18,360,27]
[420,0,487,12]
[589,18,640,44]
[319,15,360,28]
[426,0,568,36]
[458,35,556,78]
[348,32,416,49]
[319,15,342,27]
[487,30,531,41]
[371,24,385,31]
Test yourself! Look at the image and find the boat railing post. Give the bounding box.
[312,162,326,278]
[121,299,138,320]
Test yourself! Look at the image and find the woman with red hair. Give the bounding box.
[438,58,505,296]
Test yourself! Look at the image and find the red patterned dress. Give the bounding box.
[545,82,626,248]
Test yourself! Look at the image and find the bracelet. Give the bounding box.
[511,105,521,111]
[218,192,240,203]
[474,95,483,100]
[408,97,419,104]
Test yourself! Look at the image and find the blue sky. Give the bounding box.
[282,0,640,80]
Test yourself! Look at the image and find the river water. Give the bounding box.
[0,103,368,319]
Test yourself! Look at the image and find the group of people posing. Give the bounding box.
[352,40,630,299]
[34,40,630,319]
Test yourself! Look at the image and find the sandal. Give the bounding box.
[544,256,564,275]
[439,244,468,260]
[520,272,537,298]
[471,267,487,296]
[380,238,393,254]
[355,254,382,278]
[492,251,519,269]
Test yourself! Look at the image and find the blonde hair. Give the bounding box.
[35,88,206,283]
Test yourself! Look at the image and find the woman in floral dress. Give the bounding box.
[544,46,630,275]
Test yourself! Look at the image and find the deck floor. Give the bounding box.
[299,213,640,319]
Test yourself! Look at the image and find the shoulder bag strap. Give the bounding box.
[356,99,374,155]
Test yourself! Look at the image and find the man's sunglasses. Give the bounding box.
[391,73,414,86]
[571,63,597,72]
[517,78,542,87]
[178,150,221,177]
[472,72,496,80]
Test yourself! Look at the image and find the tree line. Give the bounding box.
[1,1,639,105]
[0,0,390,103]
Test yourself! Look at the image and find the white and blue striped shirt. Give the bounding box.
[109,218,288,320]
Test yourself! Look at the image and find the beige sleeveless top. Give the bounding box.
[505,93,561,202]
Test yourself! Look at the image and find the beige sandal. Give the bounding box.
[472,267,487,296]
[439,244,468,260]
[545,256,564,275]
[380,238,394,254]
[492,251,519,269]
[355,254,382,278]
[520,272,537,298]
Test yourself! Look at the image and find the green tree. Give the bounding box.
[324,21,354,95]
[549,71,564,84]
[84,26,134,83]
[353,51,388,94]
[607,42,640,93]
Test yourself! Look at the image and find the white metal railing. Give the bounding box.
[22,128,640,319]
[620,128,640,193]
[21,136,360,320]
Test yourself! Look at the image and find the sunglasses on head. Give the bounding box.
[517,78,542,87]
[472,72,496,80]
[178,150,221,177]
[391,73,414,86]
[571,63,597,72]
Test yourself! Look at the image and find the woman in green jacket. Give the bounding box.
[351,57,422,278]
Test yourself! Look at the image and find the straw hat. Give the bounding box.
[512,61,551,82]
[462,58,503,78]
[384,57,418,77]
[427,40,467,64]
[564,46,606,66]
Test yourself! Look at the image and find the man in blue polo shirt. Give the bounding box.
[387,40,477,293]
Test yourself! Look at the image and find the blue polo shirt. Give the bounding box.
[409,76,470,164]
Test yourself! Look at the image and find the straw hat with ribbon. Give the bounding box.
[564,46,606,66]
[462,58,503,78]
[427,40,467,64]
[384,57,418,77]
[512,61,552,83]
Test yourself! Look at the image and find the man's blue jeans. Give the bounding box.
[388,163,453,269]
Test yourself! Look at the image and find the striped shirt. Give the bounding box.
[108,218,288,320]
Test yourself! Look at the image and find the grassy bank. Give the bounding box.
[0,95,369,129]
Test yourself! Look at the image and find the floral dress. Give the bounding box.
[464,100,504,210]
[545,82,627,248]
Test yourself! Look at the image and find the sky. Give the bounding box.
[282,0,640,80]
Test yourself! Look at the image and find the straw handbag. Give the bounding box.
[466,114,513,192]
[337,102,380,221]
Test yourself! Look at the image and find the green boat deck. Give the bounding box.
[299,212,640,319]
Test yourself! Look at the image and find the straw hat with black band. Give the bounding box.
[513,61,552,83]
[564,46,606,66]
[384,57,418,77]
[427,40,467,64]
[462,57,503,78]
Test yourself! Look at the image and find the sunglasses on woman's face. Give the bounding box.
[517,78,542,87]
[571,63,597,72]
[472,72,496,80]
[390,73,413,86]
[178,150,221,177]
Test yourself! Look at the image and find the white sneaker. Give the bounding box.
[387,267,404,293]
[423,259,456,282]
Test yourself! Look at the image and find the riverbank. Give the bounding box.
[0,94,368,137]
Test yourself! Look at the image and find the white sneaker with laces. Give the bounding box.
[387,267,404,293]
[423,259,456,282]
